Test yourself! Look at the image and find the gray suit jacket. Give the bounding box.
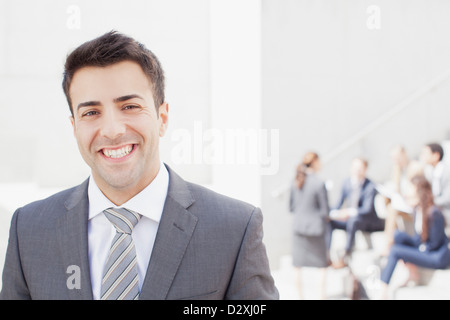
[289,173,329,236]
[0,165,278,300]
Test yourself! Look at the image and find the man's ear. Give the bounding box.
[158,102,169,137]
[69,115,76,134]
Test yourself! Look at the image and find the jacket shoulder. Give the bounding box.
[365,177,376,187]
[431,206,445,222]
[306,173,326,189]
[14,182,86,223]
[186,181,257,216]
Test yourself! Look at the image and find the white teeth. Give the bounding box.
[102,145,133,159]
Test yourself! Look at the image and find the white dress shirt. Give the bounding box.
[347,178,363,217]
[432,161,444,197]
[87,163,169,299]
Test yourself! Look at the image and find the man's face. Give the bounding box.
[69,60,168,201]
[420,146,438,166]
[350,158,366,182]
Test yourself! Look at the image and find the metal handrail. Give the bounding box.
[322,69,450,164]
[271,68,450,198]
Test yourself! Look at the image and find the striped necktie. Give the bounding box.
[101,207,141,300]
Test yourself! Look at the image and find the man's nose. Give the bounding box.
[99,108,126,139]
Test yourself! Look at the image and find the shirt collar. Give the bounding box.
[434,161,445,178]
[88,162,169,223]
[350,177,364,189]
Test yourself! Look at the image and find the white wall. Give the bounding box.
[208,0,262,206]
[0,0,212,188]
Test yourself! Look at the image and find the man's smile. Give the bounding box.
[99,144,137,160]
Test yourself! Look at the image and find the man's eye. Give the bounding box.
[123,105,140,110]
[82,110,99,117]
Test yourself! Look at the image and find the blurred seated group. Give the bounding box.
[290,142,450,299]
[377,143,450,298]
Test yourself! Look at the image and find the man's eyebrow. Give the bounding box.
[77,100,101,110]
[113,94,144,103]
[76,94,143,111]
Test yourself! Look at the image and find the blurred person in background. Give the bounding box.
[380,146,424,256]
[390,145,411,194]
[380,175,450,299]
[289,152,330,299]
[420,142,450,236]
[328,157,385,268]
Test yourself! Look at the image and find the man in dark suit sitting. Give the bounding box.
[328,157,385,268]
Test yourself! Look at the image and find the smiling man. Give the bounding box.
[0,31,278,300]
[70,61,166,206]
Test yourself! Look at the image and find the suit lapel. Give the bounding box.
[139,166,198,300]
[359,178,370,203]
[56,179,93,300]
[54,167,197,300]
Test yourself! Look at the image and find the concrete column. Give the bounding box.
[209,0,262,206]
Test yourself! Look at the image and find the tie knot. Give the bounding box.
[103,207,141,234]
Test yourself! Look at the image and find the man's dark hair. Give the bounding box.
[62,30,165,115]
[426,142,444,161]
